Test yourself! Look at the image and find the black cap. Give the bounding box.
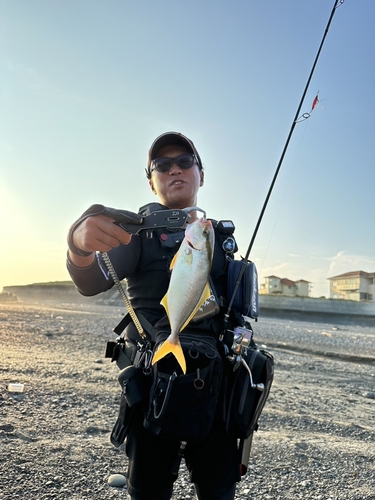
[146,131,203,178]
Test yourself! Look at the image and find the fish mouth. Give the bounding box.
[187,240,199,250]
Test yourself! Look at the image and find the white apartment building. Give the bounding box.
[260,276,310,297]
[328,270,375,301]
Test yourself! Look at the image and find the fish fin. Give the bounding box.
[152,337,186,374]
[186,248,193,267]
[180,282,212,332]
[169,252,178,270]
[160,293,170,319]
[200,281,212,303]
[170,246,193,270]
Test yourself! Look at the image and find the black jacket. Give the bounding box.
[67,203,236,342]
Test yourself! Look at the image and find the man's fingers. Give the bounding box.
[97,225,132,248]
[95,216,133,245]
[115,228,132,246]
[74,215,132,253]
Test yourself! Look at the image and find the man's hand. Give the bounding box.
[67,204,142,266]
[73,214,133,253]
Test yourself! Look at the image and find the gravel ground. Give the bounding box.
[0,301,374,500]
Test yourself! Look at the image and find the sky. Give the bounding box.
[1,0,374,298]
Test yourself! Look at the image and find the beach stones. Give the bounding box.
[108,473,126,487]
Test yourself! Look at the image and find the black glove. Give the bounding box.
[67,204,143,257]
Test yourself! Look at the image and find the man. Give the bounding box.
[66,132,241,500]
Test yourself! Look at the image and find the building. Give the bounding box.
[328,270,375,301]
[260,276,310,297]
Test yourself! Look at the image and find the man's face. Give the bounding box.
[149,144,204,209]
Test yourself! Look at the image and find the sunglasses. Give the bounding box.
[150,154,198,174]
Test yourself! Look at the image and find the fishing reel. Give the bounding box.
[225,324,264,391]
[231,325,253,352]
[224,324,253,369]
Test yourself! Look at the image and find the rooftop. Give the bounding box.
[328,270,375,280]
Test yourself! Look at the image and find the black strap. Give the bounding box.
[113,311,157,341]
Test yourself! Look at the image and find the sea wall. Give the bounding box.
[258,294,375,322]
[2,283,118,305]
[3,283,375,321]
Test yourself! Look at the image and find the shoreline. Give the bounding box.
[3,283,375,323]
[1,301,374,499]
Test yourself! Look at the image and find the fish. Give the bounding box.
[152,217,215,374]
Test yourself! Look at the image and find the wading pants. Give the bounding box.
[125,409,241,500]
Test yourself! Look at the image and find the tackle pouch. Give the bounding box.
[225,345,274,439]
[110,392,134,448]
[143,334,223,443]
[106,336,140,370]
[118,364,151,408]
[110,345,153,448]
[227,259,259,319]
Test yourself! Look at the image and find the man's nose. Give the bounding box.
[168,162,182,174]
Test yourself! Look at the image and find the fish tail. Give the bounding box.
[152,337,187,374]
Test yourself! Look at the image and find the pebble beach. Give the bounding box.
[0,300,374,499]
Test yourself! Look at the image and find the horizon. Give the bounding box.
[3,266,375,300]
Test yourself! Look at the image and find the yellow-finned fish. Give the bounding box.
[152,216,215,374]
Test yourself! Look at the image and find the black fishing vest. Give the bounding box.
[123,203,237,340]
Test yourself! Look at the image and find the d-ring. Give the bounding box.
[194,368,205,390]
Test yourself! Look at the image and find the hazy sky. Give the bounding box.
[1,0,374,297]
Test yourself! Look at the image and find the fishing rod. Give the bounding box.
[225,0,345,320]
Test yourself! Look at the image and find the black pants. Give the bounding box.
[125,409,241,500]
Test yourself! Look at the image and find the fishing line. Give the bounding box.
[253,119,311,306]
[225,0,345,321]
[296,3,342,123]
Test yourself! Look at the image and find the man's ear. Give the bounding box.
[149,179,157,194]
[200,170,204,187]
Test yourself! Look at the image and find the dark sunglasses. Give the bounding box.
[150,154,197,174]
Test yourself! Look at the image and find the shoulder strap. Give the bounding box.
[113,311,157,341]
